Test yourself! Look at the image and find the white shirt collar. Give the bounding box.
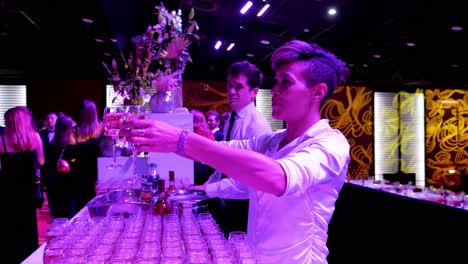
[234,101,256,118]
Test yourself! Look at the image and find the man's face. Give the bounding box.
[206,115,219,130]
[227,74,258,111]
[46,113,57,129]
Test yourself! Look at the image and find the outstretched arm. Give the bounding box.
[127,119,286,196]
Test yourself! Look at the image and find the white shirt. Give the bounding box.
[206,102,272,184]
[205,119,350,264]
[223,101,272,141]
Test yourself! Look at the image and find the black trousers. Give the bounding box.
[208,197,249,238]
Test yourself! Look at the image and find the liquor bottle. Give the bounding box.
[139,181,154,203]
[152,179,171,215]
[167,170,176,193]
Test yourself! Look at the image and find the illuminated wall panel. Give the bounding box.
[374,92,400,180]
[0,85,27,126]
[400,93,425,186]
[374,91,425,186]
[257,89,284,131]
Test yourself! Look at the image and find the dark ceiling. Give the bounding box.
[0,0,467,88]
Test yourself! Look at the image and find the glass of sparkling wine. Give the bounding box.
[122,105,147,184]
[103,106,124,169]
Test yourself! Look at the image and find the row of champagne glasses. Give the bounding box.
[102,105,147,184]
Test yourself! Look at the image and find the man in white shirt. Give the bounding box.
[207,61,272,237]
[127,40,350,263]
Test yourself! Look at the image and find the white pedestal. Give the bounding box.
[97,156,149,191]
[148,113,194,186]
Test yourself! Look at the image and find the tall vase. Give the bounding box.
[149,91,174,113]
[149,71,183,113]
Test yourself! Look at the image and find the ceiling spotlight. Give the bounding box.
[103,53,112,57]
[227,43,235,51]
[451,26,463,31]
[240,1,253,14]
[257,4,270,17]
[260,40,270,45]
[304,28,310,32]
[246,53,254,57]
[327,8,337,16]
[450,64,459,68]
[95,38,104,43]
[81,18,94,23]
[406,42,416,47]
[372,54,381,59]
[363,64,368,68]
[214,40,222,50]
[110,38,118,43]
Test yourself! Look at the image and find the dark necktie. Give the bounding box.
[225,111,237,141]
[221,111,237,180]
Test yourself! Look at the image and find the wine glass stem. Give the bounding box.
[133,149,138,179]
[113,139,118,167]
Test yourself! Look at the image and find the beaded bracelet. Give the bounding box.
[176,129,190,156]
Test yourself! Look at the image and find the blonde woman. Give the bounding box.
[0,106,44,263]
[192,109,215,140]
[0,106,44,165]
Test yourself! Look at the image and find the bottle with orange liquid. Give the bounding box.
[152,179,170,215]
[166,170,176,194]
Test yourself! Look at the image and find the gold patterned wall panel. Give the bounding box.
[183,80,231,114]
[425,89,468,190]
[322,86,373,179]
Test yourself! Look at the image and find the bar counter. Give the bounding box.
[327,182,468,263]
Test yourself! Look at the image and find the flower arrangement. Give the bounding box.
[102,2,200,107]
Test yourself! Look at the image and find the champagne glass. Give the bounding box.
[103,106,124,169]
[122,105,147,184]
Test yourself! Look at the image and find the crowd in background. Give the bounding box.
[0,99,103,263]
[0,97,232,262]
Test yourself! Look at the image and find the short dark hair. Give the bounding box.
[227,61,263,90]
[206,110,221,122]
[271,40,349,103]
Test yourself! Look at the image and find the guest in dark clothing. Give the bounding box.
[0,106,45,263]
[39,112,58,217]
[67,138,102,213]
[206,110,224,141]
[70,99,102,213]
[39,112,58,147]
[192,109,216,185]
[0,125,5,135]
[46,113,76,218]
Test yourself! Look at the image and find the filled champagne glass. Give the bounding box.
[103,106,124,169]
[121,105,147,184]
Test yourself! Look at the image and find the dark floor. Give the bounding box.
[36,194,52,246]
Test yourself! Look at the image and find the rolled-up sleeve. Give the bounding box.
[277,140,349,198]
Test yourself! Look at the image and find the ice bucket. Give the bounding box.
[87,189,150,218]
[167,189,210,218]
